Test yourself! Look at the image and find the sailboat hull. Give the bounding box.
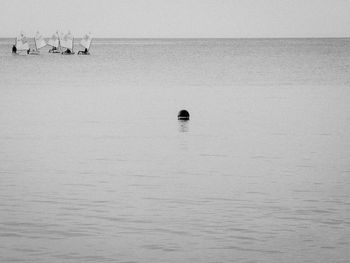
[77,51,90,55]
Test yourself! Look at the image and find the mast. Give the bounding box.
[58,36,61,52]
[58,32,61,52]
[34,37,37,51]
[88,37,92,51]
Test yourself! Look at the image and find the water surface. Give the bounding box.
[0,38,350,262]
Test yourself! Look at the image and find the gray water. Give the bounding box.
[0,38,349,262]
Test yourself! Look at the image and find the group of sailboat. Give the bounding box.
[12,31,92,55]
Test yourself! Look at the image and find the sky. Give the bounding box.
[1,0,350,38]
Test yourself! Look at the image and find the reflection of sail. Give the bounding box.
[80,33,92,50]
[34,31,47,49]
[60,32,74,50]
[48,32,59,48]
[16,33,29,51]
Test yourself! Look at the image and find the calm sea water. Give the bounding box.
[0,38,349,263]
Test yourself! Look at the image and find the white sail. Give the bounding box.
[48,32,59,48]
[80,33,92,50]
[16,33,29,51]
[34,31,47,50]
[60,31,74,50]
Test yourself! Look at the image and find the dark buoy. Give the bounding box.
[178,109,190,120]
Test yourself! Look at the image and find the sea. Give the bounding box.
[0,38,349,263]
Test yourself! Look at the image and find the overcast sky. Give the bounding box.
[1,0,350,38]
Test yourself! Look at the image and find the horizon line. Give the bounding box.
[1,36,350,40]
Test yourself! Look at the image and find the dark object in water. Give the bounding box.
[12,45,17,53]
[178,109,190,120]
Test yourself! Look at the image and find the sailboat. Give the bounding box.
[78,33,92,55]
[29,31,47,55]
[61,31,75,55]
[15,32,30,54]
[48,31,61,53]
